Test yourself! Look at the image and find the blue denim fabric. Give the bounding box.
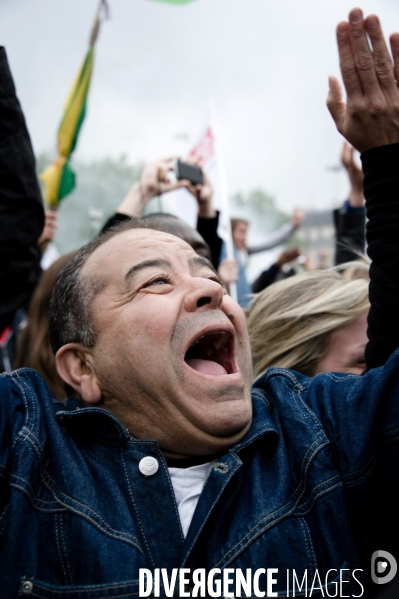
[1,354,399,598]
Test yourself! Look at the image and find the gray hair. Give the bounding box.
[49,218,165,354]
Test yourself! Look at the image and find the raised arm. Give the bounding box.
[247,211,303,255]
[0,47,44,335]
[334,142,366,265]
[327,8,399,369]
[101,158,188,232]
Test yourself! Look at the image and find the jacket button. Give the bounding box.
[21,581,33,594]
[139,456,159,476]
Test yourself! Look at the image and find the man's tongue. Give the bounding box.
[186,358,227,376]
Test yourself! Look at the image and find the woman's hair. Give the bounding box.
[247,261,370,379]
[14,252,76,398]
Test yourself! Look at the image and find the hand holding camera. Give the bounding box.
[176,156,215,218]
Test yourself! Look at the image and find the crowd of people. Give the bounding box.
[1,6,399,598]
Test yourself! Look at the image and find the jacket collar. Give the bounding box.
[53,387,278,450]
[54,399,131,444]
[230,387,278,454]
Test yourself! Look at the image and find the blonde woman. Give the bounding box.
[247,263,369,379]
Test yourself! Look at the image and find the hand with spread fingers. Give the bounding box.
[327,8,399,153]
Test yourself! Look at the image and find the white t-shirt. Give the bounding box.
[168,463,210,538]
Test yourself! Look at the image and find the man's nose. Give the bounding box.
[183,277,224,312]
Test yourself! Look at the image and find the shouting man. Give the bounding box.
[2,8,399,598]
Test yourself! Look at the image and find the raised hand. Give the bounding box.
[117,157,185,217]
[179,156,215,218]
[37,209,58,252]
[276,247,301,267]
[291,210,305,228]
[140,158,183,199]
[341,141,364,207]
[327,8,399,153]
[218,258,238,289]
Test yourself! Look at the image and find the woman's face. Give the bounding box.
[314,310,369,375]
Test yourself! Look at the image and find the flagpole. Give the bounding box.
[90,0,110,47]
[208,99,237,302]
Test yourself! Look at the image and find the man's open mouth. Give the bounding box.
[184,330,237,376]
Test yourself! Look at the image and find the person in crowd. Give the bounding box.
[334,141,366,264]
[38,209,61,271]
[252,140,365,293]
[198,205,304,307]
[225,213,305,307]
[0,47,44,373]
[13,252,76,398]
[251,246,302,293]
[2,8,399,598]
[2,208,59,374]
[37,210,58,254]
[247,262,369,378]
[230,213,304,264]
[101,157,214,263]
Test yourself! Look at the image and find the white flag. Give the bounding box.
[177,106,234,244]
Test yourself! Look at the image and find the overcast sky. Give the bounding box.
[1,0,398,212]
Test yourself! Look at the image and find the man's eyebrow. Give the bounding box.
[188,255,219,278]
[125,259,171,283]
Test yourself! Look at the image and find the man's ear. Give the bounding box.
[55,344,102,404]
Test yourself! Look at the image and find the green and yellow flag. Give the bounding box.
[41,4,108,208]
[41,49,94,207]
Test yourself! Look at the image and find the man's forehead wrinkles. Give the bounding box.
[125,259,171,283]
[83,229,192,270]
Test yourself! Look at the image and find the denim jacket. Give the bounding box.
[1,353,399,598]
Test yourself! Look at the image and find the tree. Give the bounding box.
[36,153,142,254]
[231,188,290,233]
